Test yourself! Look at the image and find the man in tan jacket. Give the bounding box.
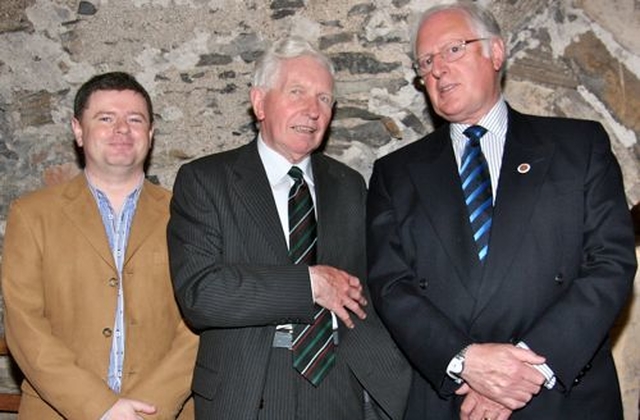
[1,71,197,419]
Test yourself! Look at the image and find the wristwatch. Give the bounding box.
[446,345,471,383]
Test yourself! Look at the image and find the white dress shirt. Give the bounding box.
[257,136,338,333]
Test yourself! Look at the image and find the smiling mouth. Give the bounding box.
[438,82,457,94]
[292,125,317,134]
[110,142,134,148]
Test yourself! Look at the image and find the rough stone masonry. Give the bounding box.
[0,0,638,418]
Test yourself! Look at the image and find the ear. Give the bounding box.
[250,87,266,121]
[490,37,506,72]
[148,126,155,149]
[71,117,83,147]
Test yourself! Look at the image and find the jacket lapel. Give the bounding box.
[474,108,555,315]
[124,180,167,265]
[231,141,290,263]
[409,127,483,294]
[312,154,343,265]
[61,174,116,270]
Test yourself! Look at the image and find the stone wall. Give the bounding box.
[0,0,638,417]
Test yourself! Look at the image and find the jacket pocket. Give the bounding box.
[191,362,220,401]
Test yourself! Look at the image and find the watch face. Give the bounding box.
[451,357,464,374]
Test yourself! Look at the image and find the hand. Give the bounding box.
[309,265,367,328]
[461,343,546,410]
[457,384,512,420]
[100,398,156,420]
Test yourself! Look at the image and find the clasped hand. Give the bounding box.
[99,398,156,420]
[309,265,367,328]
[457,343,547,419]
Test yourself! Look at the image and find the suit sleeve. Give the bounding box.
[366,161,470,396]
[518,122,636,390]
[1,201,118,420]
[167,163,316,331]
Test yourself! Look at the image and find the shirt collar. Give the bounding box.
[84,170,144,203]
[257,135,314,187]
[450,97,508,142]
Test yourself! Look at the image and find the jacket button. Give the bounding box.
[419,279,428,289]
[554,273,564,283]
[102,327,113,337]
[108,278,119,287]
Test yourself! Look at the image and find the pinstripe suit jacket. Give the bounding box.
[167,140,411,419]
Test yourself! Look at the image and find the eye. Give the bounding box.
[98,115,113,123]
[318,94,333,106]
[448,43,464,56]
[128,116,145,124]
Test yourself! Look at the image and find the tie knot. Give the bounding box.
[464,125,487,143]
[288,166,304,182]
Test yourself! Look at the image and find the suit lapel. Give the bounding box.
[409,127,482,294]
[312,154,339,265]
[61,174,115,270]
[124,181,166,265]
[474,109,555,315]
[231,141,290,262]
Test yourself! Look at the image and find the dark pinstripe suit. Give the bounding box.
[167,140,411,419]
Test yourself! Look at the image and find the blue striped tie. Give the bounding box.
[460,125,492,263]
[287,166,335,386]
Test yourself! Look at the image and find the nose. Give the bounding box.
[430,54,447,79]
[114,118,130,134]
[304,97,321,120]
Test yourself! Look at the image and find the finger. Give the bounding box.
[334,307,355,329]
[344,298,367,320]
[496,410,512,420]
[500,397,527,411]
[511,375,543,396]
[512,347,546,365]
[455,383,471,395]
[347,274,362,287]
[521,366,546,387]
[347,287,367,306]
[130,400,157,414]
[469,406,486,420]
[345,285,363,302]
[459,393,476,418]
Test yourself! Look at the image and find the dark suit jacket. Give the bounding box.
[366,107,636,419]
[167,140,411,419]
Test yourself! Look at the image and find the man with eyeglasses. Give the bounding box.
[367,2,635,420]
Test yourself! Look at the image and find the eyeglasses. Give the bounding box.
[413,38,488,75]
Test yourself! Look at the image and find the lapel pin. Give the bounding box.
[517,163,531,174]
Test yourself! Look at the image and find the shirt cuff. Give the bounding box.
[516,341,556,389]
[445,345,471,384]
[308,267,317,302]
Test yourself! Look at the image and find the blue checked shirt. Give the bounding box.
[87,174,142,393]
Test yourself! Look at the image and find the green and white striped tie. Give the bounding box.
[288,166,335,386]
